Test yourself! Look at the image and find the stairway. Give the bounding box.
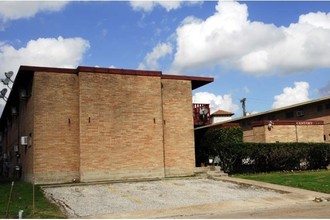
[194,166,228,178]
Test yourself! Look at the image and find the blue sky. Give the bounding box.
[1,1,330,117]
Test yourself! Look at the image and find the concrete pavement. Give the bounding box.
[43,174,330,219]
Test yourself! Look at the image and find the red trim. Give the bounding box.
[77,66,162,77]
[19,65,77,74]
[252,120,324,127]
[18,65,214,82]
[161,74,213,82]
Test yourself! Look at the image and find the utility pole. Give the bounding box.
[240,98,247,116]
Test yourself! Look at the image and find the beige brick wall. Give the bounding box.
[2,68,199,184]
[264,125,297,143]
[240,100,330,143]
[251,126,265,143]
[251,124,324,143]
[162,79,195,177]
[33,72,80,184]
[79,72,165,182]
[296,125,324,142]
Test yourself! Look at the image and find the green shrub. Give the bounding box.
[197,127,243,167]
[228,143,330,174]
[197,126,330,173]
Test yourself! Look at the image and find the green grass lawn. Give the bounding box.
[0,181,66,219]
[236,169,330,194]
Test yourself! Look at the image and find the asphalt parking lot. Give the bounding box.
[42,176,330,218]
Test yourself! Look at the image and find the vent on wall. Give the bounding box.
[296,111,304,117]
[21,136,28,145]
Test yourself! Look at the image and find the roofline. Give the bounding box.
[17,65,214,90]
[78,66,162,77]
[211,114,234,116]
[252,120,324,127]
[18,65,78,74]
[195,95,330,130]
[162,74,213,90]
[229,95,330,123]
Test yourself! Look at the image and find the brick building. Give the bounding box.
[0,65,213,184]
[196,96,330,143]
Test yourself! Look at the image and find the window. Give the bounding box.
[286,111,294,119]
[296,110,304,117]
[317,105,323,112]
[326,103,330,110]
[267,115,276,120]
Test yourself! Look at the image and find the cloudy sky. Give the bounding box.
[1,0,330,117]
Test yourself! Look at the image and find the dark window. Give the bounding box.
[326,103,330,109]
[286,111,294,118]
[267,115,276,120]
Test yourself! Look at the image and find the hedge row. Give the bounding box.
[197,127,330,174]
[211,142,330,174]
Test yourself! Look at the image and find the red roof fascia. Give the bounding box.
[77,66,162,77]
[162,74,214,90]
[252,120,324,127]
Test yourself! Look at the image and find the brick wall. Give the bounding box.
[79,72,165,182]
[33,72,80,184]
[264,125,297,143]
[240,99,330,143]
[296,125,324,142]
[162,79,195,177]
[251,123,324,143]
[1,67,201,184]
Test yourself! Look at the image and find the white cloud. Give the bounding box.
[0,1,68,21]
[129,1,184,12]
[170,0,330,75]
[192,91,239,114]
[0,36,90,79]
[138,42,172,70]
[0,36,90,108]
[243,86,250,93]
[272,81,310,109]
[319,80,330,96]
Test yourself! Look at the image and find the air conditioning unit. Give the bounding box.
[296,111,304,117]
[14,145,19,152]
[21,136,28,146]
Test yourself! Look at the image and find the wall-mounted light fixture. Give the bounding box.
[11,107,18,116]
[268,121,273,130]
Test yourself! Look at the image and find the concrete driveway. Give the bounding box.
[42,176,330,218]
